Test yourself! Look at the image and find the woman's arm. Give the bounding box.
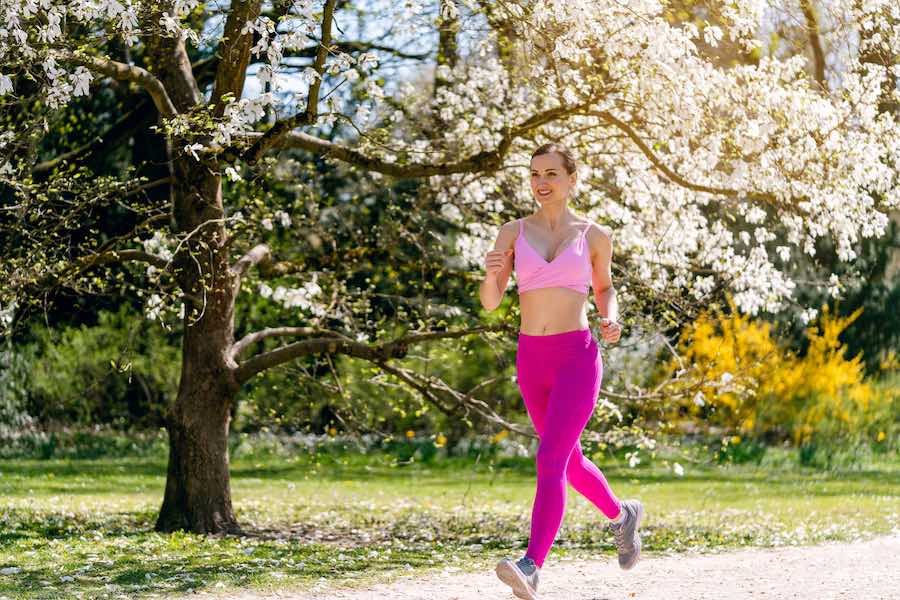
[479,221,517,311]
[588,224,622,342]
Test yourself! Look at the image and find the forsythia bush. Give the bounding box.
[666,296,897,446]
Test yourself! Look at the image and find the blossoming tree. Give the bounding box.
[1,0,898,533]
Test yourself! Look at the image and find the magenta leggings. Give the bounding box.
[516,327,622,567]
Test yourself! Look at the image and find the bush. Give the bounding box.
[661,296,899,449]
[0,340,36,430]
[24,305,181,428]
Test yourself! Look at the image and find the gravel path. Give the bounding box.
[218,534,900,600]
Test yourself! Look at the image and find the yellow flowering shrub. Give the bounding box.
[666,296,894,445]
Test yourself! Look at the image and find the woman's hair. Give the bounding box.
[531,143,578,175]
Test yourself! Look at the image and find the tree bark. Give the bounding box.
[154,151,242,533]
[155,355,240,533]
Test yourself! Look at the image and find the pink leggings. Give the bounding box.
[516,327,622,568]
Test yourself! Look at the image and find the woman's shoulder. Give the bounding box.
[581,219,613,249]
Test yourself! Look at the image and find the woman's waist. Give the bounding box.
[518,307,590,337]
[517,327,599,361]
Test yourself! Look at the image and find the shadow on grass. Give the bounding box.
[0,529,449,600]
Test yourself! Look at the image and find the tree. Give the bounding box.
[1,0,898,533]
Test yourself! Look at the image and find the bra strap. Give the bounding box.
[578,221,591,250]
[518,218,524,235]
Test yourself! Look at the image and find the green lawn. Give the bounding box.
[0,447,898,599]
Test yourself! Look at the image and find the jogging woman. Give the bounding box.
[479,143,644,599]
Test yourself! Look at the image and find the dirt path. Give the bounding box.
[218,534,900,600]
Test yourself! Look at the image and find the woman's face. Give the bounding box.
[530,152,576,204]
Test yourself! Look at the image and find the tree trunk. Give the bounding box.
[155,154,242,533]
[154,347,240,533]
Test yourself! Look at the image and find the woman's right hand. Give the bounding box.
[484,248,514,277]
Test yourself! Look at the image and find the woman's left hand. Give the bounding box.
[598,317,622,343]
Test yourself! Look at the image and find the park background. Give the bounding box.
[1,0,900,598]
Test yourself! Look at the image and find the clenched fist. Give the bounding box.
[484,248,514,277]
[598,317,622,343]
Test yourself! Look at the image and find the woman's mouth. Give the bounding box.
[538,189,552,197]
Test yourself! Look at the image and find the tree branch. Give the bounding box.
[79,249,171,271]
[210,0,263,117]
[374,359,536,438]
[231,326,346,360]
[372,360,462,417]
[799,0,827,90]
[230,243,271,278]
[240,98,593,172]
[590,109,784,207]
[228,243,307,283]
[32,99,153,175]
[58,52,178,118]
[235,336,407,383]
[241,0,338,161]
[233,324,513,384]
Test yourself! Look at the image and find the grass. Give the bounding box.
[0,443,898,599]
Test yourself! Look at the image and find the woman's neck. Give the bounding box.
[536,202,573,231]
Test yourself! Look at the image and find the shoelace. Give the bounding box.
[516,558,539,588]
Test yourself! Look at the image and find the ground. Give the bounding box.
[211,533,900,600]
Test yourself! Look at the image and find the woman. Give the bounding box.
[480,143,644,599]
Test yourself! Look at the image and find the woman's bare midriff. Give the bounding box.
[518,287,590,335]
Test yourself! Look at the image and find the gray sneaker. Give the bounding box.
[495,556,540,599]
[610,499,644,569]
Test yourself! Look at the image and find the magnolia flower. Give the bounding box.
[224,166,242,182]
[0,75,13,95]
[274,210,291,227]
[184,143,203,161]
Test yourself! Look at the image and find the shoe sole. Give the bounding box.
[495,559,537,600]
[620,501,644,571]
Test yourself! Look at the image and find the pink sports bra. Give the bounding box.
[514,218,593,294]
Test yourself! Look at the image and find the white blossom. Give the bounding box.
[274,210,291,227]
[224,166,242,182]
[693,390,706,407]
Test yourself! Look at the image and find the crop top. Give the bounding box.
[513,218,593,294]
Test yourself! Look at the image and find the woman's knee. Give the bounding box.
[535,442,572,477]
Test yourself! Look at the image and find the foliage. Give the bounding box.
[0,340,36,430]
[777,217,900,375]
[661,296,899,448]
[20,305,180,428]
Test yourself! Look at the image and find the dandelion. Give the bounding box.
[877,431,886,442]
[673,462,685,477]
[327,427,337,437]
[405,430,415,439]
[491,430,508,444]
[435,434,447,448]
